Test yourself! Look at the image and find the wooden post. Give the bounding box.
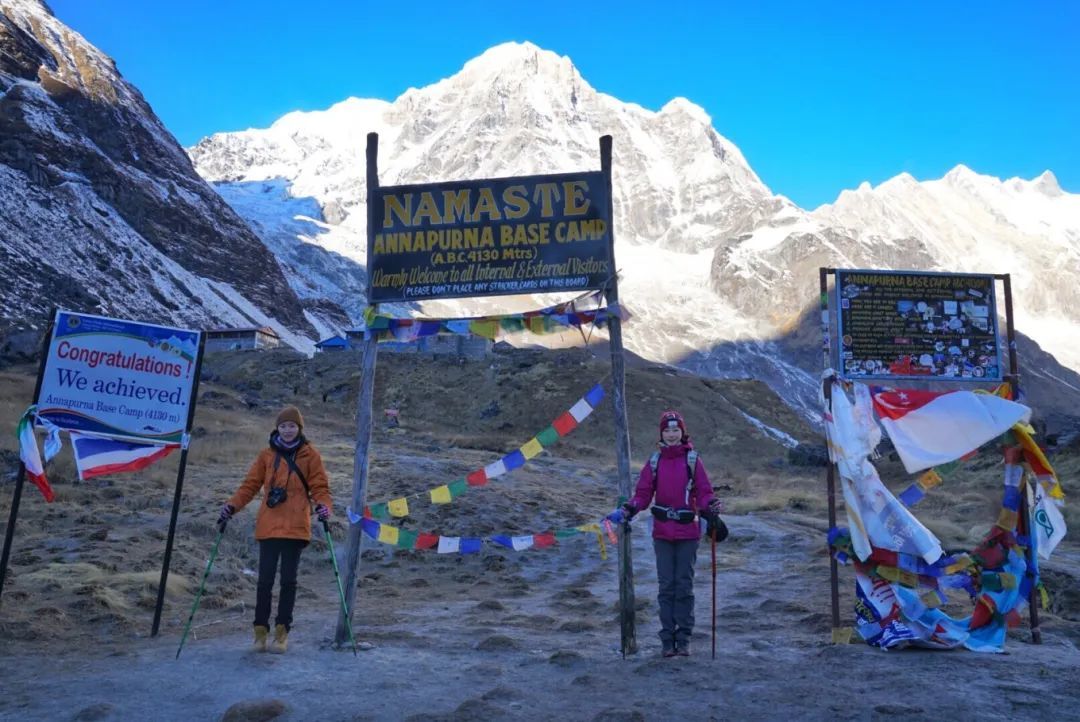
[336,132,380,646]
[0,317,55,608]
[600,135,637,656]
[819,268,842,640]
[151,333,207,636]
[1000,273,1041,644]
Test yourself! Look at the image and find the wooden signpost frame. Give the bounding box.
[335,134,638,655]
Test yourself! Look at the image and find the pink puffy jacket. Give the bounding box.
[628,443,715,541]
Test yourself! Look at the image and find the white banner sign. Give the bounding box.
[36,311,200,443]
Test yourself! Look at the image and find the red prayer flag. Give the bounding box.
[533,533,556,548]
[552,412,578,436]
[415,533,439,550]
[466,469,488,486]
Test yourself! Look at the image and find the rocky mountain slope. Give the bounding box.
[0,0,323,350]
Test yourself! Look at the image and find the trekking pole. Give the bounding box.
[711,527,717,661]
[322,519,358,656]
[176,520,226,660]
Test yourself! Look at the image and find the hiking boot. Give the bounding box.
[269,624,288,654]
[252,625,268,653]
[675,640,690,657]
[661,640,677,658]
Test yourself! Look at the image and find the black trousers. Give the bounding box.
[653,538,698,644]
[254,538,305,630]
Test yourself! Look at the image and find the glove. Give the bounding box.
[707,497,724,514]
[315,503,331,522]
[605,508,627,525]
[703,512,729,542]
[218,503,235,525]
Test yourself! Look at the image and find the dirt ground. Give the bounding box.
[1,348,1079,721]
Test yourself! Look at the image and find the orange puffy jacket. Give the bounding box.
[228,435,332,542]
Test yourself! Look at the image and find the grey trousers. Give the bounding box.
[653,538,698,644]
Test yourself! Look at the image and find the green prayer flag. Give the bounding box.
[448,479,468,497]
[396,529,418,549]
[536,426,559,447]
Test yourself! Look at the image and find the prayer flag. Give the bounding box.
[536,426,559,447]
[484,459,508,479]
[396,529,418,549]
[569,399,592,423]
[16,408,54,502]
[1032,480,1067,559]
[503,450,526,471]
[520,438,543,459]
[387,497,409,517]
[533,533,556,548]
[552,412,578,436]
[377,524,400,545]
[437,536,460,554]
[510,535,534,551]
[584,384,605,409]
[415,533,439,550]
[430,485,452,504]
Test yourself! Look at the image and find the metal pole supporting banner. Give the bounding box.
[819,268,843,642]
[336,132,380,647]
[600,135,637,657]
[152,332,207,637]
[0,316,56,608]
[999,273,1041,644]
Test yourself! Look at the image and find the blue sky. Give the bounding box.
[49,1,1078,209]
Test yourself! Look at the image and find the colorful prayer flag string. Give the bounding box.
[360,382,606,518]
[351,515,608,559]
[361,293,630,344]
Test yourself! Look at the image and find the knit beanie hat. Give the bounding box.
[659,410,687,442]
[275,405,304,429]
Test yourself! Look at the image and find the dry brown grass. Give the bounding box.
[23,562,191,611]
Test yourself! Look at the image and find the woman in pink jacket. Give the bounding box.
[608,410,723,657]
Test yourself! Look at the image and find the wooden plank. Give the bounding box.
[335,133,381,646]
[601,135,637,656]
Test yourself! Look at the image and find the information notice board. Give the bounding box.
[835,269,1002,382]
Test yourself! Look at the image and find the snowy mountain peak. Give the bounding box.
[461,41,574,77]
[659,97,712,125]
[1033,169,1062,196]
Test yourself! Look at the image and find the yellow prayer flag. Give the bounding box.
[377,524,400,545]
[831,627,853,645]
[917,469,942,491]
[876,566,899,583]
[388,497,409,517]
[430,485,452,504]
[520,437,543,460]
[469,320,499,340]
[996,508,1019,532]
[897,571,919,588]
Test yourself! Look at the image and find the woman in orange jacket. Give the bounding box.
[218,405,333,654]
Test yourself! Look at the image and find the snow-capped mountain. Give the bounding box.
[0,0,321,349]
[187,41,1080,420]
